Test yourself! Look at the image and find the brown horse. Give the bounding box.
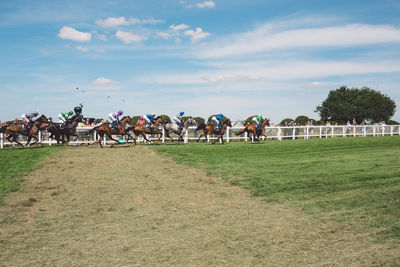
[195,119,232,144]
[238,119,270,142]
[87,116,134,148]
[131,116,164,145]
[5,115,49,147]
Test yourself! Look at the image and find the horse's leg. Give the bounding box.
[13,134,24,147]
[98,133,104,148]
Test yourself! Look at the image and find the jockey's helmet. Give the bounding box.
[74,106,82,113]
[180,112,184,115]
[33,111,38,116]
[152,113,156,116]
[118,110,123,115]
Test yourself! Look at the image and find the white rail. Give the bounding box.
[0,125,399,147]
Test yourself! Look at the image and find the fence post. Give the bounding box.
[292,126,296,140]
[390,126,393,136]
[245,131,248,141]
[184,128,188,144]
[162,128,165,143]
[1,133,3,148]
[382,125,385,136]
[207,134,209,143]
[278,126,282,141]
[343,126,346,138]
[353,126,356,137]
[226,127,230,143]
[373,125,376,136]
[305,126,309,139]
[319,126,322,138]
[39,131,42,144]
[103,135,107,146]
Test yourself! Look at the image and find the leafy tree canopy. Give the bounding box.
[315,86,396,124]
[280,118,294,125]
[294,115,309,125]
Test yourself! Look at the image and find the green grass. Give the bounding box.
[152,136,400,240]
[0,146,62,204]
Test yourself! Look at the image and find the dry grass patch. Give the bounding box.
[0,146,399,266]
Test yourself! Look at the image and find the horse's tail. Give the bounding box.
[86,125,100,135]
[236,126,247,135]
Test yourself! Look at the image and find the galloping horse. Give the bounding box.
[5,115,49,146]
[87,116,133,148]
[195,119,232,144]
[162,117,197,143]
[238,119,270,142]
[46,115,83,144]
[131,116,163,145]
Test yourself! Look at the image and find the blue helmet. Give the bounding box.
[179,112,184,115]
[219,113,223,117]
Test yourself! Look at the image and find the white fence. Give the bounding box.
[0,124,399,148]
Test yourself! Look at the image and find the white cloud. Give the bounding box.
[311,81,323,87]
[96,16,130,27]
[58,26,91,42]
[90,77,117,86]
[184,27,210,42]
[198,23,400,58]
[115,30,147,44]
[157,32,171,39]
[96,16,164,27]
[75,46,89,52]
[170,24,190,31]
[196,1,216,8]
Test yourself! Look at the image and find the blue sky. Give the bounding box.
[1,0,400,123]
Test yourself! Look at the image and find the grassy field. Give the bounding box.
[152,136,400,240]
[0,146,62,204]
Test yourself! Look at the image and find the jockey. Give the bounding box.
[108,110,123,129]
[212,113,223,129]
[58,111,73,128]
[173,112,184,130]
[21,111,38,130]
[143,113,156,128]
[252,115,263,130]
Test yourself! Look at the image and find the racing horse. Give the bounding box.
[87,116,134,148]
[130,116,164,145]
[237,119,270,142]
[5,115,49,147]
[162,117,197,143]
[46,114,83,144]
[195,119,232,144]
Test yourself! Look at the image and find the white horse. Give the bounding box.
[162,118,197,143]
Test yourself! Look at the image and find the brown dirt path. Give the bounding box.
[0,146,399,266]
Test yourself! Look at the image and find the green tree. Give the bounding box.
[315,86,396,124]
[160,114,171,122]
[280,118,294,125]
[294,115,309,125]
[192,117,205,124]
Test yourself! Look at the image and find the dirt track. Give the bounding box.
[0,146,399,266]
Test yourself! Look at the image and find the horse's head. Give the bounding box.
[262,118,270,127]
[154,116,163,124]
[224,119,232,127]
[121,116,133,125]
[185,117,198,126]
[37,115,49,124]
